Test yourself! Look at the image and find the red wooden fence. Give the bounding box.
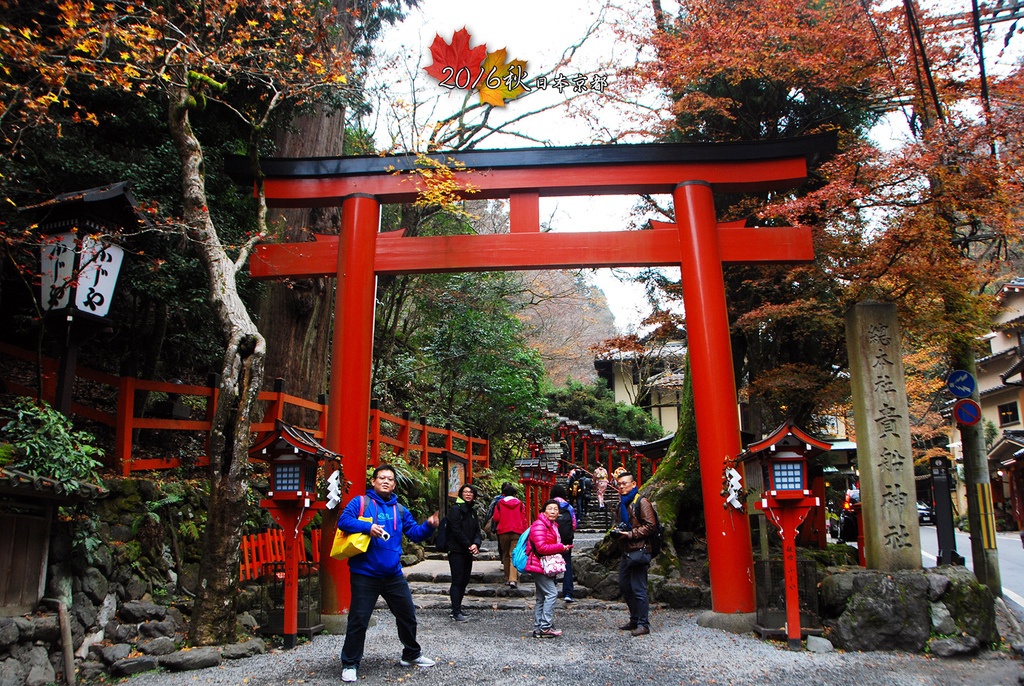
[369,401,490,482]
[0,342,488,476]
[239,528,322,582]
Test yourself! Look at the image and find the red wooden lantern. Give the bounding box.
[249,421,336,648]
[738,420,831,650]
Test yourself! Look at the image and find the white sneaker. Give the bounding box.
[399,655,435,667]
[341,666,357,682]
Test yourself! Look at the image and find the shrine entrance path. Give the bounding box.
[125,607,1022,686]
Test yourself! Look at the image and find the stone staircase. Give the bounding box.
[393,535,608,612]
[578,505,614,533]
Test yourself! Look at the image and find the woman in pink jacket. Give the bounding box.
[526,499,572,638]
[492,482,528,588]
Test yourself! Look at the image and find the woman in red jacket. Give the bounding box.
[492,482,528,588]
[526,499,572,638]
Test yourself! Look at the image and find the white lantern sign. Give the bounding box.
[40,231,124,317]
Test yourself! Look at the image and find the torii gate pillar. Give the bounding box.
[322,194,380,614]
[675,181,754,612]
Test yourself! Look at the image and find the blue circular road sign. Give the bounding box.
[946,370,976,399]
[952,398,982,426]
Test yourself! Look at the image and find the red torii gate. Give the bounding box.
[236,133,835,618]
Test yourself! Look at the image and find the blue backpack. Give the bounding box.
[512,529,532,573]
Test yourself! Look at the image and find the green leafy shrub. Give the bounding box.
[0,397,103,489]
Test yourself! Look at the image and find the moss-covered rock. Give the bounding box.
[929,567,997,645]
[820,566,999,653]
[830,570,930,652]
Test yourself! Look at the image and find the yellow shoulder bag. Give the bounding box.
[330,496,373,560]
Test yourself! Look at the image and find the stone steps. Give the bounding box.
[389,595,626,613]
[424,549,501,562]
[578,507,614,533]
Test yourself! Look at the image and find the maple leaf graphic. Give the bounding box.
[424,28,487,85]
[476,49,528,107]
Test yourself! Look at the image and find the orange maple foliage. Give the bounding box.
[0,0,351,155]
[610,0,1024,474]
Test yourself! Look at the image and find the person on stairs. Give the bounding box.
[446,483,481,622]
[593,465,609,509]
[526,499,572,637]
[492,482,528,588]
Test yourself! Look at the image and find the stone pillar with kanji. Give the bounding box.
[846,301,921,570]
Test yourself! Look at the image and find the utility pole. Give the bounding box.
[950,354,1002,595]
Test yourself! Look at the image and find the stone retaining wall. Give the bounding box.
[0,478,269,685]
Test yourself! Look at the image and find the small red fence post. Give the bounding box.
[115,374,136,476]
[419,415,429,468]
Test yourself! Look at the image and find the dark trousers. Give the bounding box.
[341,572,421,668]
[448,551,473,614]
[619,556,650,628]
[560,550,574,597]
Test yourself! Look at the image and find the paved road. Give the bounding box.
[919,524,1024,614]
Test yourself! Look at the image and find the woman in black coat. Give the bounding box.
[446,483,481,621]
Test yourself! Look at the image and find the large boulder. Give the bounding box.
[80,567,109,604]
[821,567,998,654]
[0,658,25,686]
[119,600,166,624]
[20,647,54,686]
[818,567,878,618]
[139,620,176,639]
[221,638,267,660]
[929,635,981,657]
[590,574,621,601]
[100,643,132,665]
[138,637,178,656]
[0,619,18,651]
[830,571,930,652]
[78,661,107,681]
[72,593,97,629]
[110,656,159,677]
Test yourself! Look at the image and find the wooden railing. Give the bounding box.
[0,342,488,477]
[239,528,322,582]
[369,399,490,481]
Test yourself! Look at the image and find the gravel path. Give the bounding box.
[125,601,1023,686]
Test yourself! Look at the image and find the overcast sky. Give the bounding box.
[364,0,1023,332]
[362,0,674,332]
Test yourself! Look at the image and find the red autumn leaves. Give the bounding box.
[424,28,528,107]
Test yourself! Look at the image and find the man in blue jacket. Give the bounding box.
[338,464,439,682]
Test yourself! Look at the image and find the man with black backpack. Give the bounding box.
[549,485,577,603]
[610,472,656,636]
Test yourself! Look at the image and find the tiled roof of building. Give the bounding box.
[998,277,1024,300]
[0,467,108,501]
[977,347,1017,366]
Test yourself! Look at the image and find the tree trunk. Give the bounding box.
[257,108,346,423]
[166,88,267,645]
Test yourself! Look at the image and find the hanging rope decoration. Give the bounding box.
[721,458,748,511]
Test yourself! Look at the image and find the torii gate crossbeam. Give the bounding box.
[233,133,836,619]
